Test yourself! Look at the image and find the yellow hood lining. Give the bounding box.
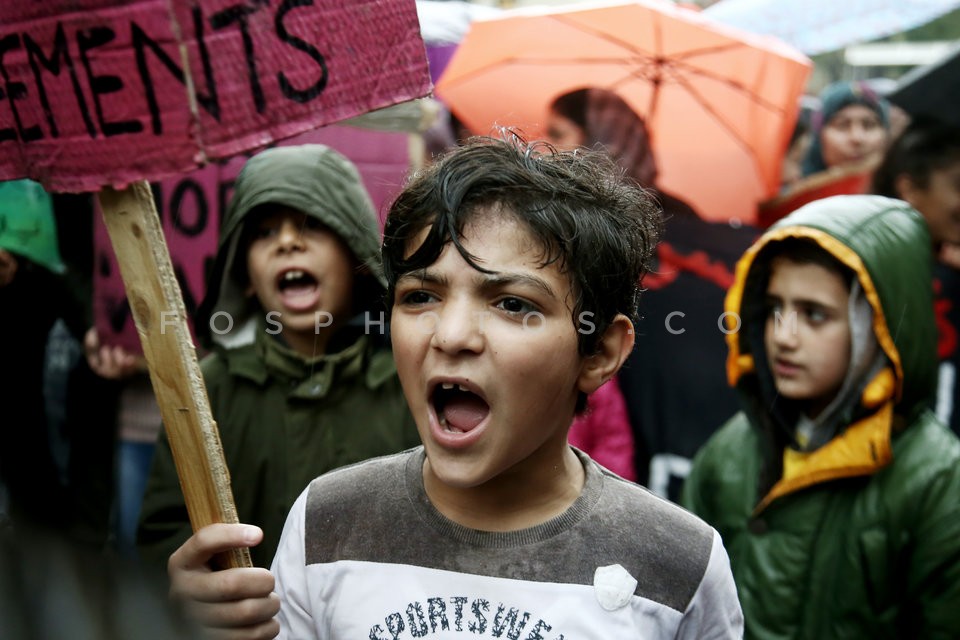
[754,397,894,515]
[724,227,904,402]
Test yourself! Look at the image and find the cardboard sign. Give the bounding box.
[93,125,413,352]
[0,0,430,192]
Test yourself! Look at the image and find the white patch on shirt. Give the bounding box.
[593,564,638,611]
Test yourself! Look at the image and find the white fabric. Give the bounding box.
[271,449,743,639]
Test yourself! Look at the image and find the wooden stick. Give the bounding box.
[98,180,251,569]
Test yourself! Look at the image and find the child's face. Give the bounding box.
[820,104,887,170]
[245,207,355,354]
[764,256,852,418]
[390,210,591,490]
[898,161,960,246]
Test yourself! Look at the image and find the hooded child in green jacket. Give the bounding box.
[683,195,960,638]
[137,145,420,569]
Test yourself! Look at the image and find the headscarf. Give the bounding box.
[801,80,891,177]
[583,89,658,189]
[550,88,657,189]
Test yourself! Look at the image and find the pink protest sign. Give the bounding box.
[0,0,430,192]
[93,125,413,352]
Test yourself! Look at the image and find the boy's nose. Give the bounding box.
[277,219,305,251]
[771,315,799,348]
[429,299,484,355]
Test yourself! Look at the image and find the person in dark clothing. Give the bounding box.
[0,179,126,547]
[547,87,758,499]
[0,179,77,531]
[873,119,960,436]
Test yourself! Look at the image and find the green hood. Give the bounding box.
[723,195,936,507]
[0,179,64,274]
[727,195,936,417]
[197,144,385,348]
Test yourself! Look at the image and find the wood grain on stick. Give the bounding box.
[98,180,251,569]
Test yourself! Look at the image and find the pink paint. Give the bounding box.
[0,0,430,192]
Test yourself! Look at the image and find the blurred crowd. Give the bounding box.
[3,3,960,638]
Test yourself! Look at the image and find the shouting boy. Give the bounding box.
[137,144,420,569]
[168,136,743,639]
[683,195,960,637]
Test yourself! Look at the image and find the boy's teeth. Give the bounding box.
[283,270,304,280]
[457,384,469,392]
[440,382,472,392]
[442,382,454,390]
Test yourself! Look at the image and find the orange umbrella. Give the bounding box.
[436,0,812,224]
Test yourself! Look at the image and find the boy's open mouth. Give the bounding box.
[276,268,318,296]
[432,382,490,433]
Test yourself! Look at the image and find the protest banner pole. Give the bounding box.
[98,180,251,569]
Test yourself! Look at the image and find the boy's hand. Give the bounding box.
[169,523,281,640]
[83,327,140,380]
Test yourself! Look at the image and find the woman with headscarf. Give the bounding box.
[547,88,757,497]
[801,80,891,179]
[759,81,893,228]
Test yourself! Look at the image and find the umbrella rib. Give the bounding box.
[661,57,785,113]
[650,12,663,122]
[552,13,657,60]
[672,72,765,176]
[444,54,785,116]
[672,41,751,62]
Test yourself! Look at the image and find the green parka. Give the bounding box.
[682,196,960,639]
[137,145,419,568]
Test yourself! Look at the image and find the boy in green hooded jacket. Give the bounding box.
[683,195,960,638]
[137,145,420,569]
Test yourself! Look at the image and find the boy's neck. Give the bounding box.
[422,445,585,532]
[276,323,348,359]
[282,330,329,359]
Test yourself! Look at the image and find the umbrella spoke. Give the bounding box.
[553,13,660,60]
[672,72,760,166]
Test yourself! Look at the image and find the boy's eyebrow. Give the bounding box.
[396,269,557,298]
[477,272,557,298]
[765,293,839,310]
[396,270,446,287]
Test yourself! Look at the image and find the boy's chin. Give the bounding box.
[423,453,493,491]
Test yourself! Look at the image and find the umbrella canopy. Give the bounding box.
[436,0,811,224]
[704,0,960,56]
[887,45,960,127]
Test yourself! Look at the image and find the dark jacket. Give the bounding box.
[683,196,960,638]
[137,145,419,568]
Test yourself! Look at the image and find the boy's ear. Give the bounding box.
[894,174,919,207]
[577,313,635,394]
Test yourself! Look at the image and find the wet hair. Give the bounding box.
[757,237,855,294]
[872,119,960,197]
[381,132,663,358]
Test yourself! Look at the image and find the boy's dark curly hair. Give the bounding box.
[381,132,663,358]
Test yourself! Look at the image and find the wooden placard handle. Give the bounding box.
[98,180,251,569]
